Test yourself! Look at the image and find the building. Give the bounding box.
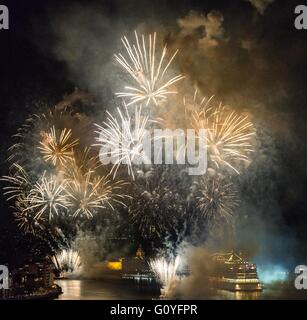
[0,259,56,299]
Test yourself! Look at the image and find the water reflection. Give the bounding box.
[216,290,262,300]
[55,279,307,300]
[55,279,158,300]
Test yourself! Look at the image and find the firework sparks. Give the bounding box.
[149,256,181,297]
[191,96,255,174]
[1,163,31,201]
[115,31,184,106]
[94,105,151,179]
[26,172,69,221]
[65,171,110,219]
[52,249,82,276]
[1,164,46,234]
[196,175,239,225]
[128,169,183,238]
[8,108,66,165]
[73,147,102,173]
[65,166,129,219]
[38,126,79,167]
[7,107,87,173]
[14,197,45,235]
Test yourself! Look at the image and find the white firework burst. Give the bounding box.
[115,31,184,106]
[1,163,32,201]
[149,255,181,297]
[52,249,82,275]
[94,105,151,179]
[26,173,69,221]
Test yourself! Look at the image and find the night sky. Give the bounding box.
[0,0,307,265]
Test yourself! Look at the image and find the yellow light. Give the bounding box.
[106,261,122,271]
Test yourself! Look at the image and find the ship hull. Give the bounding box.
[209,277,262,292]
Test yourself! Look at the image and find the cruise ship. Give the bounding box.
[209,252,262,291]
[121,247,155,282]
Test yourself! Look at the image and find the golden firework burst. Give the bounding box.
[191,97,255,174]
[38,126,79,166]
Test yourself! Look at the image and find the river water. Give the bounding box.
[55,279,307,300]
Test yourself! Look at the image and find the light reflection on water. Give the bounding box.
[55,279,307,300]
[55,279,159,300]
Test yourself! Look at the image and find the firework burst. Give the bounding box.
[65,171,110,219]
[14,198,45,235]
[1,164,46,234]
[149,255,181,297]
[1,163,31,201]
[115,31,184,106]
[196,175,239,225]
[38,126,79,167]
[64,161,129,219]
[191,97,255,174]
[52,249,82,276]
[7,107,88,173]
[8,108,66,165]
[94,105,151,179]
[129,169,184,238]
[26,172,69,221]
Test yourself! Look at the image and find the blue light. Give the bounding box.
[258,265,288,284]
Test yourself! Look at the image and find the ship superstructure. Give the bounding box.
[209,252,262,291]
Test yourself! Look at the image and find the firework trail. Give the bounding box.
[26,172,69,221]
[38,126,79,167]
[183,89,214,118]
[190,95,255,174]
[94,105,151,180]
[70,147,102,174]
[115,31,184,106]
[52,249,82,276]
[149,255,181,297]
[196,174,239,226]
